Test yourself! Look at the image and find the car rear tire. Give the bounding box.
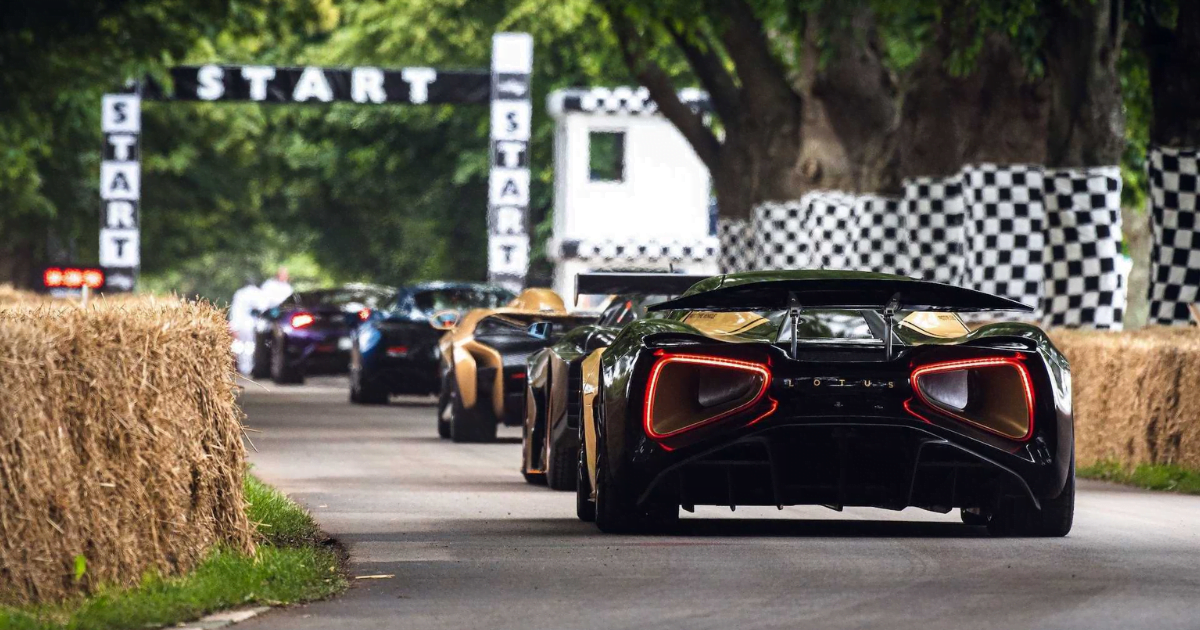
[546,436,576,492]
[436,386,452,439]
[450,382,498,443]
[987,456,1075,538]
[351,369,389,405]
[250,334,271,379]
[576,436,595,523]
[270,339,304,385]
[520,395,546,485]
[592,400,677,534]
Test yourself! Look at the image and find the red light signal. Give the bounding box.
[41,266,106,291]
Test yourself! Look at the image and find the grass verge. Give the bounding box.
[1079,460,1200,495]
[0,474,345,630]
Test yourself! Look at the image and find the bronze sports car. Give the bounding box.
[574,270,1075,537]
[436,288,596,443]
[521,273,708,489]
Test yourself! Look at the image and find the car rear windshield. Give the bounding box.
[414,287,513,312]
[776,309,879,342]
[296,288,393,309]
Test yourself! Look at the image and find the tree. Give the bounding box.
[598,0,1134,218]
[1135,0,1200,147]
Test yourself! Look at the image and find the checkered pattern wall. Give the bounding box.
[854,195,909,276]
[552,236,718,268]
[961,164,1047,319]
[1043,166,1125,329]
[905,177,966,284]
[1148,146,1200,325]
[753,200,813,271]
[717,218,754,273]
[728,163,1125,328]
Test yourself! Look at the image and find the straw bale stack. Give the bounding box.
[0,296,251,604]
[1050,327,1200,470]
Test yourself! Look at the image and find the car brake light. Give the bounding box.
[290,313,315,328]
[386,345,408,357]
[643,353,775,440]
[358,308,371,321]
[909,357,1035,441]
[43,268,64,287]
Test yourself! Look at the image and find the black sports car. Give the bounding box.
[522,273,708,490]
[574,270,1074,537]
[250,284,395,385]
[349,282,514,404]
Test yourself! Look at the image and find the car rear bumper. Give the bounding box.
[284,330,352,373]
[634,420,1055,514]
[362,357,440,394]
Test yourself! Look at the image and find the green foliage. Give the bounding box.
[0,475,343,630]
[1119,44,1152,212]
[0,0,1167,298]
[1079,460,1200,495]
[244,473,324,547]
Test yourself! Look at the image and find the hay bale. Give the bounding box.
[0,297,252,605]
[1050,327,1200,470]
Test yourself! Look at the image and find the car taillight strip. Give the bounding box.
[643,353,773,440]
[908,356,1036,442]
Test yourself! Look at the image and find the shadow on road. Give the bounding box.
[386,397,438,408]
[675,517,984,539]
[345,516,985,541]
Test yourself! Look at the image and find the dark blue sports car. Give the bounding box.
[350,282,515,404]
[250,284,396,385]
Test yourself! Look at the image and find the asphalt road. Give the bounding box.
[239,377,1200,630]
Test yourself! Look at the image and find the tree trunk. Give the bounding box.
[712,104,803,221]
[1044,0,1125,166]
[1146,1,1200,147]
[893,32,1048,182]
[795,6,901,195]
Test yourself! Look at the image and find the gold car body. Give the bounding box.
[438,288,587,418]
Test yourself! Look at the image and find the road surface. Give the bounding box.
[239,377,1200,630]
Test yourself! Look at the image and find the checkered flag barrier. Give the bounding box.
[1042,167,1125,330]
[854,195,910,276]
[805,191,863,270]
[1148,146,1200,325]
[752,200,813,271]
[962,164,1046,320]
[739,162,1122,328]
[717,218,754,273]
[547,86,712,116]
[905,176,967,284]
[553,236,719,267]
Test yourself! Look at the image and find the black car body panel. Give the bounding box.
[353,282,515,398]
[522,273,709,488]
[579,270,1074,535]
[253,284,395,383]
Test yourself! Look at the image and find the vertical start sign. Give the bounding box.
[99,93,141,291]
[102,35,532,293]
[488,33,533,291]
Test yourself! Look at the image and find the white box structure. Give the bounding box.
[547,87,719,304]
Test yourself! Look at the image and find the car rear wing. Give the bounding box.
[647,274,1034,313]
[575,272,711,297]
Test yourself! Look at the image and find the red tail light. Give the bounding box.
[43,268,64,287]
[358,308,371,321]
[386,345,408,357]
[643,353,774,441]
[909,357,1035,441]
[42,266,105,290]
[290,312,315,328]
[81,269,105,289]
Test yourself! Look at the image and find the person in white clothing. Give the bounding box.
[260,266,293,308]
[229,274,268,374]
